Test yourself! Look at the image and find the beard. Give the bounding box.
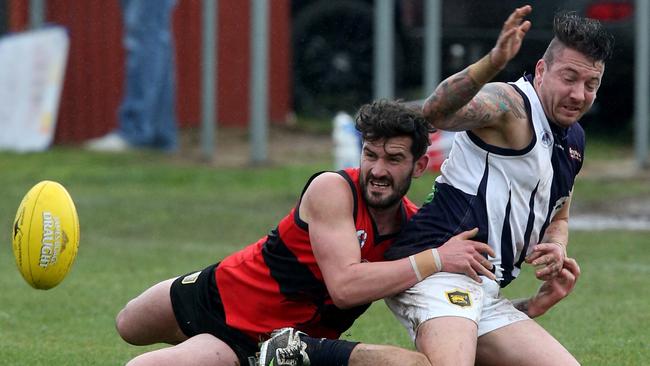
[361,168,413,210]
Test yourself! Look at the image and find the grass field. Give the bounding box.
[0,143,648,365]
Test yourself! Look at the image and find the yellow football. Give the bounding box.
[12,181,80,290]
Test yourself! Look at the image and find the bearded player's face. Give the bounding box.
[359,137,416,210]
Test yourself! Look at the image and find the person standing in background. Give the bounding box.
[85,0,178,152]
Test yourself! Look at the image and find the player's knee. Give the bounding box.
[115,306,131,342]
[115,301,140,345]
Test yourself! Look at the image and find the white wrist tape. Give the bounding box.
[409,249,442,281]
[409,255,423,281]
[431,248,443,272]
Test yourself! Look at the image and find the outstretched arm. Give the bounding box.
[422,5,532,131]
[512,257,581,318]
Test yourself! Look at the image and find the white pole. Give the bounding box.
[250,0,269,164]
[635,0,649,168]
[424,0,442,94]
[29,0,45,28]
[201,0,217,161]
[374,0,394,99]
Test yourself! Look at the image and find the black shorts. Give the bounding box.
[170,263,259,365]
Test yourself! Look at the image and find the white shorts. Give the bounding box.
[385,272,529,341]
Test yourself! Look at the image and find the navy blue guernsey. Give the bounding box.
[385,75,584,287]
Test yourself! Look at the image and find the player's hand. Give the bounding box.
[525,241,566,280]
[490,5,532,70]
[527,257,580,317]
[437,228,496,283]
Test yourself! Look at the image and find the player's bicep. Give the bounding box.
[443,83,523,131]
[301,175,361,288]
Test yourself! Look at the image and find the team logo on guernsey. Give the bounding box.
[446,290,472,307]
[540,130,553,147]
[356,230,368,248]
[181,271,201,284]
[569,147,582,162]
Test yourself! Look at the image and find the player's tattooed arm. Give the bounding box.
[512,296,549,319]
[512,298,533,317]
[423,69,482,126]
[423,80,524,132]
[512,257,580,319]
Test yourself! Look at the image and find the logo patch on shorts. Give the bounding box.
[181,271,201,284]
[446,290,471,307]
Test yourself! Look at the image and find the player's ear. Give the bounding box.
[534,59,546,87]
[412,154,429,178]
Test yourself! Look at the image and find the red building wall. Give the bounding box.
[8,0,291,143]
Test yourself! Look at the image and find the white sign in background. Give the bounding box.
[0,27,69,152]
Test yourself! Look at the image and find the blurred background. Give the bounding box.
[291,0,635,133]
[0,0,644,161]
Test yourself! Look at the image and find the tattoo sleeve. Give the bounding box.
[424,77,524,131]
[512,298,531,316]
[424,69,482,127]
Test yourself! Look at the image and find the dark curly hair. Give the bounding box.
[543,11,614,64]
[354,99,435,160]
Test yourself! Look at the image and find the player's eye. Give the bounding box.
[363,150,377,160]
[389,156,403,163]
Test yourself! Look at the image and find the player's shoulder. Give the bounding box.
[304,171,354,205]
[308,171,350,190]
[301,171,356,222]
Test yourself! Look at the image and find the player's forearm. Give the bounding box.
[513,281,572,318]
[328,258,420,309]
[542,218,569,253]
[544,194,572,251]
[512,297,546,318]
[422,53,502,130]
[512,298,532,316]
[468,52,503,85]
[512,295,561,319]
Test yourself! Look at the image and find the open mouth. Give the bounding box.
[368,179,391,191]
[562,105,582,115]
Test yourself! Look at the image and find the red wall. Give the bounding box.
[8,0,291,143]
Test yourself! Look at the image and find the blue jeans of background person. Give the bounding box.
[117,0,178,151]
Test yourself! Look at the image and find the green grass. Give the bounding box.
[0,146,648,365]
